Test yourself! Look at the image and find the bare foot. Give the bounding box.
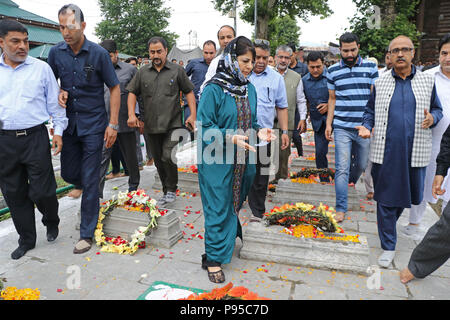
[400,268,415,284]
[366,192,374,200]
[335,212,345,223]
[67,189,82,199]
[106,172,121,180]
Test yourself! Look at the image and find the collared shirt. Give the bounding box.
[327,56,378,130]
[289,61,308,77]
[200,54,221,94]
[0,54,68,135]
[48,37,120,136]
[126,61,194,134]
[278,68,307,120]
[185,57,209,102]
[248,66,288,129]
[426,66,450,118]
[302,69,329,131]
[104,60,137,133]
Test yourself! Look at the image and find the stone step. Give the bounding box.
[271,179,361,211]
[290,158,335,172]
[153,171,200,193]
[240,222,370,275]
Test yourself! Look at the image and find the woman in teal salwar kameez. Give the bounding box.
[197,36,276,283]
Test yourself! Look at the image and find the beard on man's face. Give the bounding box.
[343,56,356,66]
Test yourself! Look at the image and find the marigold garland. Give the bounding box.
[94,190,165,255]
[1,287,40,300]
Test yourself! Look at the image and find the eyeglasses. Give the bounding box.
[254,39,270,46]
[389,47,414,55]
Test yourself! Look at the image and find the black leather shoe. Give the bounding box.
[11,246,34,260]
[47,226,59,242]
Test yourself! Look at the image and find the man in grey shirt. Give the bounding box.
[99,40,140,196]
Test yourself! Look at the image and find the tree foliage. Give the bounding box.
[212,0,332,40]
[96,0,178,57]
[268,15,301,55]
[348,0,421,62]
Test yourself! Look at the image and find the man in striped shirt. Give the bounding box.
[325,32,378,222]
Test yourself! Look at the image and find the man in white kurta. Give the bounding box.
[399,38,450,240]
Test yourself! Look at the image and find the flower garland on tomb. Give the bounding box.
[264,203,360,243]
[94,190,165,255]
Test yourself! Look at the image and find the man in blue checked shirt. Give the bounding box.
[325,32,379,223]
[0,20,68,260]
[48,4,120,255]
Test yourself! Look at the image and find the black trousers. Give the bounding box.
[94,131,140,198]
[0,125,59,248]
[248,142,272,218]
[145,130,179,194]
[408,201,450,279]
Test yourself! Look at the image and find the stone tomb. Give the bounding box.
[102,207,183,249]
[153,171,199,193]
[272,179,361,211]
[240,222,370,274]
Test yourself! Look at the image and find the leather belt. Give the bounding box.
[0,124,46,137]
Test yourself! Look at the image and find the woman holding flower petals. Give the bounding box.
[197,36,276,284]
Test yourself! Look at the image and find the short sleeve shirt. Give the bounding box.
[48,38,120,136]
[126,61,194,134]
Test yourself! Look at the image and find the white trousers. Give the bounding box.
[410,199,448,224]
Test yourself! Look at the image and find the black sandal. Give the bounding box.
[201,254,225,284]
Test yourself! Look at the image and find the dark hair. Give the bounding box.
[148,36,168,50]
[99,39,117,53]
[339,32,359,47]
[306,51,324,63]
[58,4,85,23]
[235,36,256,60]
[439,33,450,52]
[125,57,138,64]
[253,40,270,52]
[0,19,28,38]
[288,43,296,53]
[217,25,236,39]
[203,40,216,50]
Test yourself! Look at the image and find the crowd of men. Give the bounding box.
[1,3,450,286]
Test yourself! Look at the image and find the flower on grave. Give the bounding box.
[116,191,129,206]
[1,287,40,300]
[179,283,270,301]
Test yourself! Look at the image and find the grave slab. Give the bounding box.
[153,171,199,193]
[272,179,361,210]
[102,207,182,249]
[240,222,370,275]
[290,157,335,172]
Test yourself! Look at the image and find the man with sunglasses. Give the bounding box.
[247,39,289,222]
[356,35,443,268]
[48,4,120,254]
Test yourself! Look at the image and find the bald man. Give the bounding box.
[356,36,443,268]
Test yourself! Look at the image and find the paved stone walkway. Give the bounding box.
[1,144,449,300]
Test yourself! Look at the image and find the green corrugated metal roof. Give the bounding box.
[0,2,59,26]
[26,24,63,44]
[29,44,53,60]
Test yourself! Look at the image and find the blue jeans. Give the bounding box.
[334,128,370,212]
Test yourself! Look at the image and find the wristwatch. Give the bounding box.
[282,130,288,135]
[108,123,119,131]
